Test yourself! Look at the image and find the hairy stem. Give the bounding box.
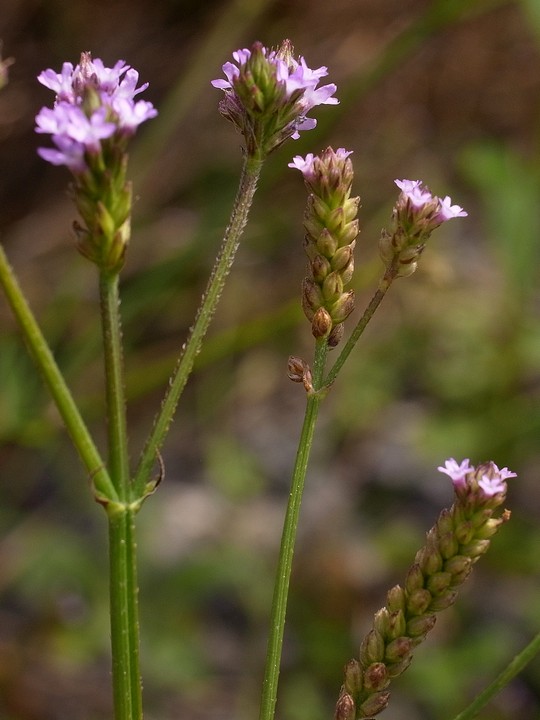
[259,339,328,720]
[100,271,131,500]
[108,507,143,720]
[0,245,116,501]
[133,153,264,496]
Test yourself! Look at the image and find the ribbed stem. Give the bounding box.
[109,508,142,720]
[99,271,130,500]
[0,244,116,501]
[259,339,328,720]
[133,153,264,496]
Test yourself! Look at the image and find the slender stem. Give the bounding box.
[133,153,264,496]
[324,273,394,388]
[99,270,143,719]
[259,339,328,720]
[0,244,116,501]
[109,507,143,720]
[99,271,131,500]
[452,631,540,720]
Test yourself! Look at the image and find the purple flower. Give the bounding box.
[438,458,473,489]
[439,458,516,501]
[394,179,434,208]
[289,147,352,180]
[36,52,157,172]
[394,179,468,226]
[212,41,338,153]
[436,195,468,221]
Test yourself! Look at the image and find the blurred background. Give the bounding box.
[1,0,540,718]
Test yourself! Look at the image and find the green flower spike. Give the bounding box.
[289,147,359,348]
[335,458,515,719]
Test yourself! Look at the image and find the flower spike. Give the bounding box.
[289,147,359,347]
[335,458,514,718]
[212,40,338,157]
[35,52,157,271]
[379,179,467,278]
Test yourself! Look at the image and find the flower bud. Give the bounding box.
[384,636,413,663]
[322,271,344,303]
[404,564,424,593]
[329,290,355,323]
[312,307,333,339]
[343,659,363,694]
[426,571,452,595]
[363,662,389,692]
[406,613,437,638]
[359,691,390,717]
[406,588,432,615]
[328,323,344,348]
[334,692,355,720]
[386,584,406,613]
[360,629,385,664]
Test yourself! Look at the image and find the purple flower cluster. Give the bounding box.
[438,458,516,499]
[35,53,157,173]
[212,44,337,139]
[288,147,353,183]
[394,178,467,227]
[212,41,338,154]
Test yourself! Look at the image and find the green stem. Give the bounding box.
[133,153,264,496]
[324,273,393,388]
[259,339,328,720]
[0,244,116,501]
[99,271,143,718]
[452,631,540,720]
[99,271,130,500]
[109,507,143,720]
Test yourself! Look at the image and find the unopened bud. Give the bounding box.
[359,691,390,717]
[406,588,431,615]
[334,692,355,720]
[387,584,406,613]
[406,613,436,638]
[312,307,332,339]
[329,289,355,323]
[426,571,452,595]
[316,227,339,257]
[322,271,344,303]
[328,322,344,348]
[429,589,458,611]
[404,564,424,593]
[360,628,385,664]
[385,636,413,663]
[363,662,389,692]
[344,659,363,694]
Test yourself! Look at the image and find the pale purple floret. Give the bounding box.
[436,195,468,221]
[211,44,338,140]
[395,179,467,222]
[37,136,87,174]
[438,458,516,498]
[395,179,434,208]
[288,148,353,181]
[36,54,157,171]
[438,458,473,489]
[478,474,507,497]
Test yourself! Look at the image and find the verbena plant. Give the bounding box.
[0,42,538,720]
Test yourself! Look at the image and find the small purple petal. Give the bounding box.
[395,178,434,208]
[478,474,506,497]
[436,195,468,221]
[438,458,473,489]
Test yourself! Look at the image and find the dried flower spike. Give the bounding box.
[35,52,157,271]
[289,147,359,347]
[336,459,514,719]
[212,40,338,157]
[379,179,467,278]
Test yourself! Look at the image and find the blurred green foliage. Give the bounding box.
[1,0,540,719]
